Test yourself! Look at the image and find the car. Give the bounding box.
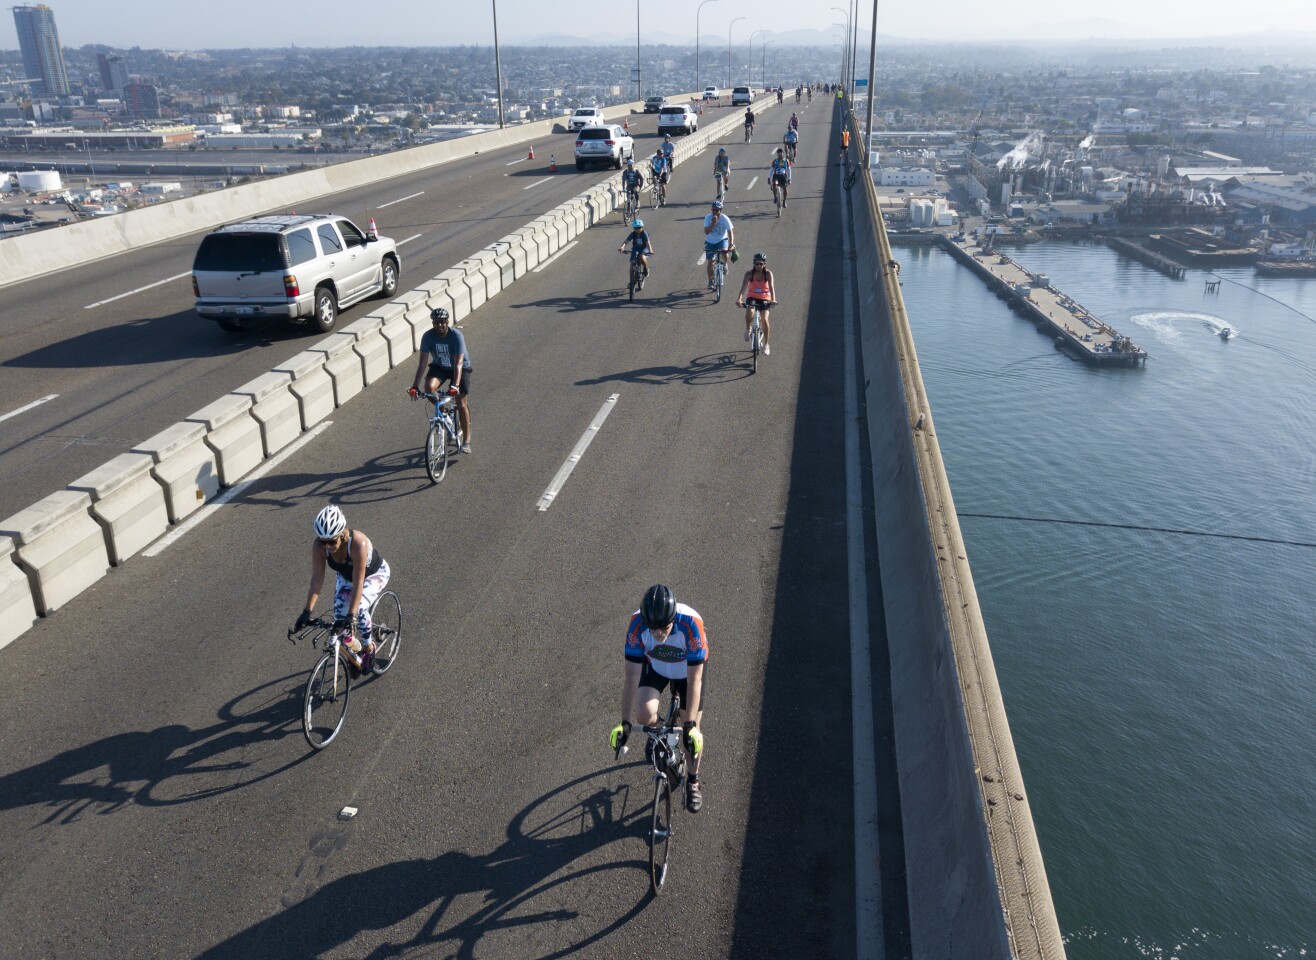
[192,214,400,334]
[703,85,719,101]
[657,104,698,136]
[731,85,752,106]
[574,124,634,170]
[568,106,605,131]
[643,95,668,113]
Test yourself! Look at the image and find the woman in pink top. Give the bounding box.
[736,251,777,356]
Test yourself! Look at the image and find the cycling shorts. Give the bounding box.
[426,365,472,395]
[704,238,730,255]
[745,297,772,309]
[639,660,695,701]
[771,172,790,185]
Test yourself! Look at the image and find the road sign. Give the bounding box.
[855,79,868,88]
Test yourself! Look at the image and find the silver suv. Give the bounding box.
[192,214,400,333]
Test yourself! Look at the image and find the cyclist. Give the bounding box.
[660,133,676,174]
[789,112,799,131]
[795,85,802,103]
[618,217,655,284]
[294,505,390,672]
[737,251,777,356]
[839,126,851,165]
[776,86,784,105]
[743,105,755,140]
[783,124,799,161]
[620,158,644,214]
[703,199,735,290]
[807,86,812,103]
[409,307,472,454]
[648,147,669,204]
[609,584,708,813]
[769,147,792,208]
[712,146,730,196]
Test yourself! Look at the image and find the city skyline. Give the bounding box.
[0,0,1311,50]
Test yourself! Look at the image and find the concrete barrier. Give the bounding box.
[380,315,415,368]
[132,421,221,523]
[186,394,263,487]
[336,317,391,385]
[0,491,111,614]
[272,351,335,430]
[68,453,170,566]
[507,240,529,278]
[310,333,366,406]
[233,372,302,457]
[492,248,516,288]
[0,536,39,650]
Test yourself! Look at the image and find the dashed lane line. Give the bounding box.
[85,272,190,309]
[522,177,553,191]
[377,191,425,208]
[536,395,619,511]
[0,394,58,424]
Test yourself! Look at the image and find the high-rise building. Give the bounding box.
[12,4,70,98]
[123,82,160,119]
[97,53,129,95]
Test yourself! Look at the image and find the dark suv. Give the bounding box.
[192,214,400,333]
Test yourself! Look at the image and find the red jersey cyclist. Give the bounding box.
[609,585,708,813]
[737,251,777,356]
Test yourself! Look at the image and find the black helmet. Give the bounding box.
[753,251,767,264]
[641,584,676,630]
[430,307,450,323]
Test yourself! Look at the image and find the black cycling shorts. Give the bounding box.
[426,365,472,396]
[638,660,691,703]
[745,297,772,309]
[771,173,789,185]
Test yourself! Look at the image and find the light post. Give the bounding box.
[491,0,505,128]
[832,7,851,93]
[728,16,745,90]
[635,0,642,101]
[763,40,776,89]
[864,0,879,154]
[851,0,861,99]
[696,0,720,93]
[749,30,765,89]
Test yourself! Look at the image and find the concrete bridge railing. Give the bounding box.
[843,105,1067,959]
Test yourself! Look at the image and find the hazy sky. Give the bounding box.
[3,0,1312,48]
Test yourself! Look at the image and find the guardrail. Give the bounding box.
[0,94,778,652]
[842,104,1067,958]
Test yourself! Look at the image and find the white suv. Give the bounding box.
[703,86,719,101]
[731,86,752,106]
[192,214,400,334]
[657,104,698,136]
[568,106,605,131]
[574,124,634,170]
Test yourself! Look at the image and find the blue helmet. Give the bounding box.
[632,219,644,229]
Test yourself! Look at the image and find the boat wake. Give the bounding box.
[1128,310,1235,341]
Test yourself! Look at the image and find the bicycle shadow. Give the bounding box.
[229,448,462,509]
[575,351,750,387]
[0,672,311,823]
[196,765,657,960]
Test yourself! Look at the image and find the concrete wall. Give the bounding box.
[0,94,705,289]
[844,108,1067,959]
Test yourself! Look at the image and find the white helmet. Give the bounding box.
[313,504,347,539]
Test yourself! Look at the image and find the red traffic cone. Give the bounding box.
[367,217,378,240]
[623,118,629,132]
[528,144,535,160]
[549,154,557,172]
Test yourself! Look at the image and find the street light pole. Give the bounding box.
[749,29,764,89]
[831,7,851,94]
[850,0,860,98]
[696,0,720,93]
[636,0,642,101]
[491,0,505,128]
[728,16,745,90]
[763,40,776,88]
[864,0,879,154]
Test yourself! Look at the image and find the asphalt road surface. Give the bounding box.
[0,98,910,959]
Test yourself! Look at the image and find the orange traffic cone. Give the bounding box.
[623,118,629,132]
[549,154,557,172]
[528,145,535,160]
[367,217,378,240]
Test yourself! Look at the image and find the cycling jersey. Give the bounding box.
[713,154,730,173]
[323,530,383,579]
[841,130,850,148]
[649,156,668,177]
[623,229,652,258]
[784,129,798,144]
[625,603,708,681]
[621,169,643,191]
[745,270,772,301]
[661,142,675,160]
[770,158,791,181]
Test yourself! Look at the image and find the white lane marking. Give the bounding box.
[523,177,553,191]
[746,176,759,191]
[505,157,525,166]
[0,394,58,424]
[143,422,333,557]
[532,240,578,273]
[377,191,424,208]
[85,272,190,309]
[536,395,618,511]
[696,253,707,266]
[397,233,423,246]
[839,179,885,960]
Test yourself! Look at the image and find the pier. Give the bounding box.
[1103,235,1187,279]
[939,235,1149,367]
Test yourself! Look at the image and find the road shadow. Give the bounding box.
[727,102,912,959]
[196,766,656,960]
[0,673,311,823]
[234,447,460,508]
[577,350,750,387]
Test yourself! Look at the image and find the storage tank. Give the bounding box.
[17,170,62,191]
[0,172,16,192]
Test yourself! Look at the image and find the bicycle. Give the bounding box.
[615,691,686,894]
[289,593,403,749]
[744,122,753,143]
[623,188,640,224]
[714,171,726,201]
[843,155,858,191]
[784,141,797,163]
[624,250,653,301]
[710,250,727,303]
[740,298,777,373]
[421,390,461,483]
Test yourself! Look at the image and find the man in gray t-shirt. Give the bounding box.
[410,307,473,453]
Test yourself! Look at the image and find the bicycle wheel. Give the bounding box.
[425,421,448,483]
[628,264,637,301]
[369,590,402,676]
[303,652,351,749]
[714,262,723,303]
[649,772,673,894]
[776,190,782,218]
[752,316,759,373]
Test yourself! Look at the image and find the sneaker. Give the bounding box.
[764,343,771,356]
[358,640,376,673]
[685,778,703,813]
[708,278,715,290]
[460,442,472,455]
[744,328,752,342]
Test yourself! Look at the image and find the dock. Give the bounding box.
[938,235,1148,367]
[1102,236,1186,279]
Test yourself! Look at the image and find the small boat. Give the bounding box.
[1219,326,1232,340]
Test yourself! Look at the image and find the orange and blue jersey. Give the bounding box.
[624,602,708,680]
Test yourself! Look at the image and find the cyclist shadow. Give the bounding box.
[0,673,310,823]
[576,351,750,386]
[197,765,656,960]
[239,448,456,507]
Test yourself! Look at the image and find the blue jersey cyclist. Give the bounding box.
[660,134,676,174]
[783,126,799,151]
[621,159,644,204]
[702,199,735,289]
[294,505,390,672]
[409,307,472,454]
[770,147,793,207]
[618,218,655,278]
[609,584,708,813]
[713,147,731,191]
[648,148,669,184]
